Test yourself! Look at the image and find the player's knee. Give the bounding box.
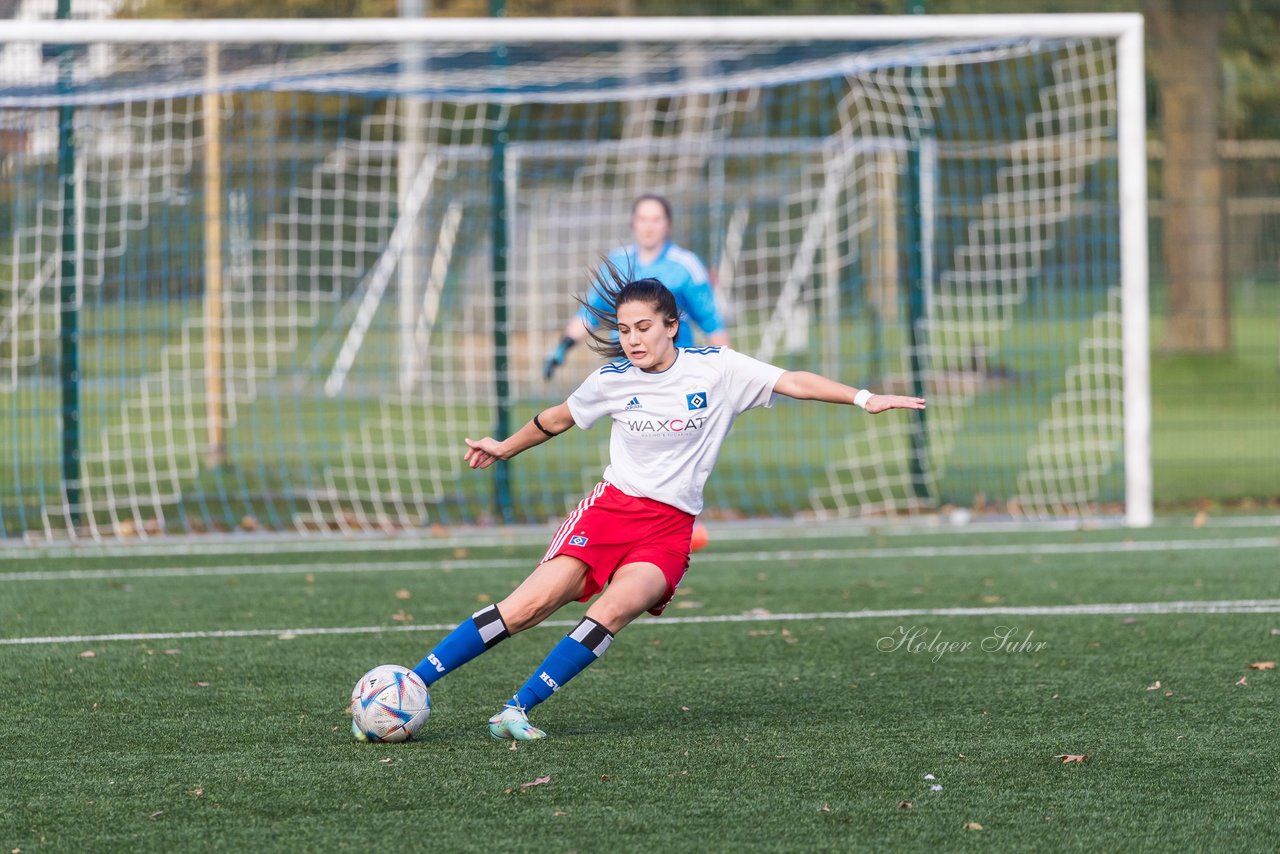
[586,605,621,634]
[585,599,642,634]
[496,601,534,634]
[497,595,558,635]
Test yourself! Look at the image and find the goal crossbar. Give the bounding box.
[7,14,1144,44]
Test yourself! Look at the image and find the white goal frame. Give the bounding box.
[12,14,1151,528]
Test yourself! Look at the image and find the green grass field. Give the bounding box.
[3,521,1279,851]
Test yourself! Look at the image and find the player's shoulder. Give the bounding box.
[680,345,724,357]
[596,358,634,378]
[665,244,710,282]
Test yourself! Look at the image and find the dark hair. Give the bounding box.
[578,257,679,359]
[631,193,673,224]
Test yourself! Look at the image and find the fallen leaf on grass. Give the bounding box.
[305,573,315,584]
[149,811,164,820]
[390,609,413,623]
[1248,661,1276,671]
[521,776,551,789]
[965,822,984,831]
[394,589,412,600]
[278,633,297,641]
[1145,680,1161,691]
[1054,754,1088,763]
[1164,691,1174,698]
[1236,676,1248,686]
[192,788,204,797]
[819,804,831,813]
[78,650,96,659]
[553,810,568,817]
[476,593,492,604]
[162,649,181,656]
[379,757,394,765]
[897,801,913,809]
[194,681,210,688]
[673,600,703,610]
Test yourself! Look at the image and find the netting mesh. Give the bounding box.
[0,33,1127,540]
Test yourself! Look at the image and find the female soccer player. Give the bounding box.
[409,264,925,741]
[542,194,727,381]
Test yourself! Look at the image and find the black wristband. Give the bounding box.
[533,413,561,438]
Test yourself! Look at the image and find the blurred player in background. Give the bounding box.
[404,264,925,742]
[543,194,728,380]
[544,194,728,552]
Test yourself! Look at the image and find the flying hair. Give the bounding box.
[577,257,680,360]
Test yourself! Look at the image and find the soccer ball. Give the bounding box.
[349,664,431,743]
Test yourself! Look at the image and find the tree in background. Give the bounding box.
[1147,0,1231,352]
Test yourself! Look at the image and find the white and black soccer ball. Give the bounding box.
[349,664,431,743]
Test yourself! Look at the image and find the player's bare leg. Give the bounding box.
[584,562,668,633]
[495,554,591,633]
[411,553,588,726]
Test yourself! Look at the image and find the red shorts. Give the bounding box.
[542,482,695,616]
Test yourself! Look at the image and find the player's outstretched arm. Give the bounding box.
[772,371,925,414]
[464,402,575,470]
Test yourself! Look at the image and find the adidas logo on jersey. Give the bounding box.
[625,396,642,410]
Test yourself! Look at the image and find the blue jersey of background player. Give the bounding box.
[543,194,729,380]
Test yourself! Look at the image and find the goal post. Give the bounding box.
[0,15,1151,540]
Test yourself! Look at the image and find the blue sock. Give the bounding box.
[509,617,613,711]
[413,604,509,686]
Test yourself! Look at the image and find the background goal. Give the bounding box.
[0,15,1150,540]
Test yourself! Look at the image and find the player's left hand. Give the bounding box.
[864,394,926,414]
[464,437,507,469]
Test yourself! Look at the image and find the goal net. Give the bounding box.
[0,16,1150,540]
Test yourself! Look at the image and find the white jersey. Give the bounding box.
[566,346,786,515]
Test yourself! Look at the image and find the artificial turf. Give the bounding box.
[2,522,1279,851]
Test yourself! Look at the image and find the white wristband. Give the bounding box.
[853,389,874,410]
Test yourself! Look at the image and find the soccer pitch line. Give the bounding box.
[5,599,1280,647]
[2,536,1277,583]
[3,517,1278,561]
